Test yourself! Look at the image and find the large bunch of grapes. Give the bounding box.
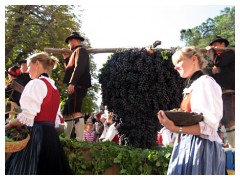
[99,48,185,149]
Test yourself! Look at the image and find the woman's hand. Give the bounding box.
[5,119,23,130]
[5,122,13,129]
[157,110,176,132]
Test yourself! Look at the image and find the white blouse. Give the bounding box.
[17,76,63,127]
[183,75,223,143]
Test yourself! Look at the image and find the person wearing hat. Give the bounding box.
[62,32,92,141]
[206,36,235,148]
[5,65,23,106]
[18,59,32,86]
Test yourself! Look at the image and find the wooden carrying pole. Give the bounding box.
[44,40,235,55]
[200,47,235,54]
[44,40,162,54]
[44,47,126,54]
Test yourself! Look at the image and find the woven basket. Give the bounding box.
[5,134,30,153]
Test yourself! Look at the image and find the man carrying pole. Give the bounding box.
[206,36,235,148]
[62,32,92,141]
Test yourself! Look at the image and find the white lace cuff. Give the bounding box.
[17,113,35,126]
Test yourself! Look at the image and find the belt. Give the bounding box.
[34,121,55,127]
[226,128,235,133]
[222,89,235,94]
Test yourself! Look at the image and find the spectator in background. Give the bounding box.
[101,113,119,144]
[84,118,95,142]
[95,114,108,142]
[96,110,104,122]
[206,36,235,148]
[90,112,97,124]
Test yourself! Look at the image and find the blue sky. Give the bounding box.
[80,3,231,49]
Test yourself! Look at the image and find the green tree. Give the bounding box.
[5,5,99,113]
[180,7,235,47]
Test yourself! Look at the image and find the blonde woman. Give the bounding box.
[6,52,72,175]
[158,47,225,174]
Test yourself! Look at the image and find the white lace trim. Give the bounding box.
[17,113,34,127]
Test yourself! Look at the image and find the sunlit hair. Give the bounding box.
[27,52,59,74]
[172,46,208,70]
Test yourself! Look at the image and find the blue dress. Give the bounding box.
[167,134,225,175]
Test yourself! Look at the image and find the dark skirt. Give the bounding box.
[167,134,225,175]
[5,122,72,175]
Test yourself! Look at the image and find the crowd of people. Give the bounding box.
[5,33,234,175]
[66,111,120,144]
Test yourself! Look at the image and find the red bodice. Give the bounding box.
[34,78,60,123]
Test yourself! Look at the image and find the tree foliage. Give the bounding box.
[180,7,235,47]
[5,5,99,113]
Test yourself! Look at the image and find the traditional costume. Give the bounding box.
[167,71,225,175]
[6,74,72,175]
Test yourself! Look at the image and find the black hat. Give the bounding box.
[209,36,229,47]
[65,32,84,44]
[7,65,22,77]
[18,60,27,65]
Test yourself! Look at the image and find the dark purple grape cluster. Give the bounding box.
[99,48,185,149]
